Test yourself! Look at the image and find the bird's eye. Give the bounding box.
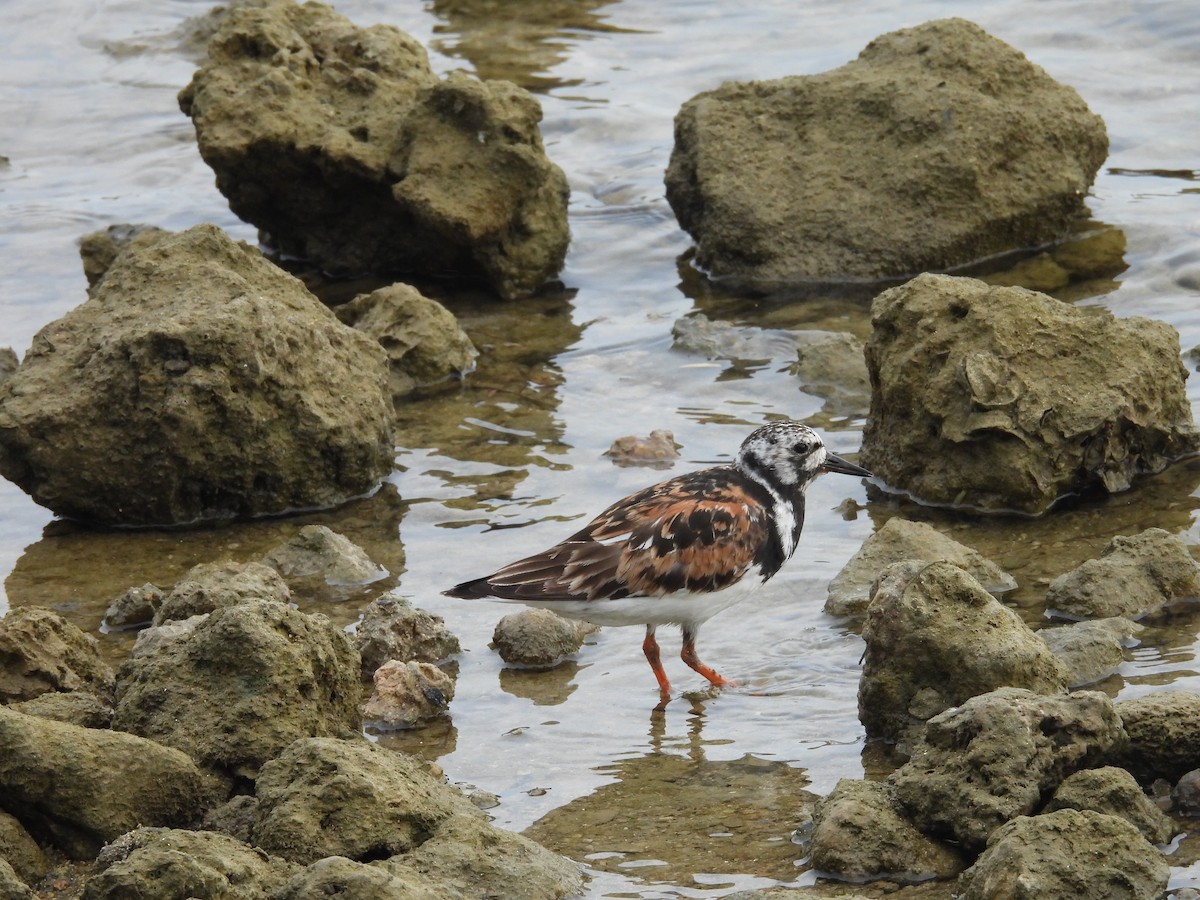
[793,441,811,455]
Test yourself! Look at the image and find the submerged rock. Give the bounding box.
[890,688,1125,850]
[808,778,965,883]
[101,583,165,631]
[492,607,597,667]
[665,18,1107,285]
[826,517,1015,617]
[861,273,1198,514]
[858,561,1067,745]
[604,430,681,468]
[956,809,1168,900]
[179,0,569,299]
[1045,528,1200,620]
[0,606,115,704]
[261,524,386,587]
[0,224,395,525]
[336,284,477,399]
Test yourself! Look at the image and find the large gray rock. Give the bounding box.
[0,706,213,859]
[1045,528,1200,620]
[335,284,478,399]
[0,606,115,704]
[1109,690,1200,784]
[179,0,569,300]
[890,688,1126,850]
[113,600,362,779]
[82,827,298,899]
[0,224,395,525]
[826,517,1016,617]
[861,273,1198,514]
[665,18,1107,285]
[956,810,1169,900]
[247,737,583,898]
[858,561,1068,745]
[808,778,964,883]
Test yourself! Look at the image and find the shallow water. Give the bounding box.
[3,0,1200,895]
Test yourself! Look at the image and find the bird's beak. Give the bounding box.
[822,453,872,478]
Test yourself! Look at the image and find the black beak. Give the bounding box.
[822,452,872,478]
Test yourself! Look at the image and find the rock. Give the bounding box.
[272,855,443,900]
[604,430,681,468]
[1045,529,1200,620]
[354,592,462,675]
[1038,617,1142,688]
[492,608,597,667]
[113,599,362,779]
[0,810,48,886]
[0,706,213,859]
[826,517,1016,617]
[0,606,115,704]
[0,347,18,385]
[1045,766,1176,844]
[130,614,208,659]
[11,690,113,729]
[0,859,34,900]
[179,1,569,300]
[808,778,964,882]
[1172,769,1200,816]
[0,224,395,525]
[261,524,386,587]
[672,314,808,360]
[154,560,291,625]
[101,582,164,631]
[248,737,583,897]
[956,809,1169,900]
[890,688,1126,850]
[789,332,872,416]
[665,19,1107,285]
[1110,691,1200,784]
[858,561,1068,745]
[860,273,1198,514]
[78,223,166,288]
[362,660,455,730]
[335,284,477,399]
[82,827,298,899]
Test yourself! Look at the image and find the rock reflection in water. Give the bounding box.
[524,701,817,890]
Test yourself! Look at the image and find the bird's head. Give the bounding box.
[735,421,871,489]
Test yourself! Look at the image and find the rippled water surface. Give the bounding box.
[3,1,1200,896]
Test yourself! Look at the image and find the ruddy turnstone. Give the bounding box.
[445,421,871,696]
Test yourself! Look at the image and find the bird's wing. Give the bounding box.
[446,469,774,602]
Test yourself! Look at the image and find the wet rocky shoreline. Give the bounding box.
[2,3,1199,898]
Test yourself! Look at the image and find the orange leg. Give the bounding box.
[680,625,736,688]
[643,625,673,696]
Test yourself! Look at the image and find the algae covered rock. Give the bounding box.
[0,224,395,526]
[179,0,569,299]
[665,18,1107,285]
[0,606,115,704]
[1045,766,1175,844]
[861,273,1198,514]
[1110,690,1200,784]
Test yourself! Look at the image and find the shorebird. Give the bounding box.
[445,421,871,696]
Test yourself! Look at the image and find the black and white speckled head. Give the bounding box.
[735,421,870,490]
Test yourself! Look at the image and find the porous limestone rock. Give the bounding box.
[492,607,597,667]
[354,592,462,676]
[0,606,115,704]
[665,18,1107,285]
[179,0,569,299]
[860,274,1197,514]
[0,224,395,525]
[1109,690,1200,784]
[859,561,1068,745]
[1045,766,1176,844]
[1037,617,1141,688]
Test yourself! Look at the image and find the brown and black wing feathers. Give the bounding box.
[445,467,777,603]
